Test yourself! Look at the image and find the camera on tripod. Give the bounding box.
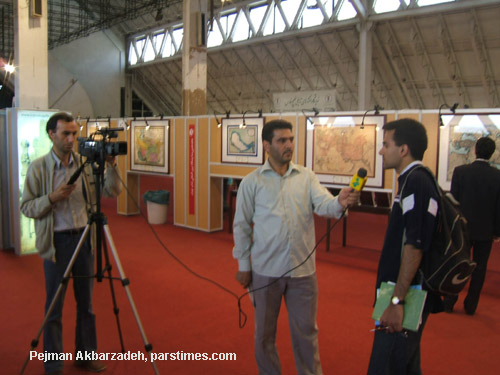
[78,127,127,162]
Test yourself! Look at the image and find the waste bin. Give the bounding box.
[143,190,170,224]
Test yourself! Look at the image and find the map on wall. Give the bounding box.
[227,125,258,156]
[438,113,500,190]
[133,126,165,166]
[313,125,376,177]
[130,120,170,174]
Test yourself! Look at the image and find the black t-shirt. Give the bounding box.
[375,165,440,290]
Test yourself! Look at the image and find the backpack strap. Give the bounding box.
[398,165,440,286]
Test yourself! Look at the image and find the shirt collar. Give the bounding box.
[400,160,423,176]
[51,150,74,169]
[260,159,299,177]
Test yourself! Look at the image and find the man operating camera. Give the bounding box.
[21,112,122,375]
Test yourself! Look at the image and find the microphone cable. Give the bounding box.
[110,166,349,329]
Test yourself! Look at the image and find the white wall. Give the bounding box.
[49,30,125,117]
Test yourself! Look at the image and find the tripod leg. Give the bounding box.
[101,232,126,352]
[103,224,160,375]
[20,225,91,375]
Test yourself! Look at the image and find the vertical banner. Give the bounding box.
[188,124,196,215]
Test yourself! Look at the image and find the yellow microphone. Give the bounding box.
[349,168,368,192]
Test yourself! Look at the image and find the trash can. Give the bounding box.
[143,190,170,224]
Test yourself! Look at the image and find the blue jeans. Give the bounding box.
[43,232,97,373]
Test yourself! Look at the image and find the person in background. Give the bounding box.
[21,112,121,375]
[443,136,500,315]
[367,118,443,375]
[233,119,360,375]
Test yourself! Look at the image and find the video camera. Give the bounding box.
[78,127,127,163]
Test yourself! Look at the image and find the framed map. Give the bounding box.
[130,120,170,174]
[305,115,385,188]
[221,117,264,164]
[438,113,500,191]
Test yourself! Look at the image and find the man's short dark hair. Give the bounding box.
[262,120,292,143]
[383,118,428,161]
[46,112,74,135]
[475,136,496,160]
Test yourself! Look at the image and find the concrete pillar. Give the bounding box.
[182,0,207,116]
[13,0,49,109]
[358,21,373,111]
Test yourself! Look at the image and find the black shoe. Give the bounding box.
[46,371,64,375]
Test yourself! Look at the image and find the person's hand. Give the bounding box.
[379,304,404,333]
[49,183,77,204]
[235,271,252,289]
[338,187,360,208]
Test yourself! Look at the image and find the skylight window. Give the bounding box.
[373,0,401,14]
[418,0,455,6]
[301,0,326,28]
[207,23,224,47]
[249,3,267,32]
[128,43,138,65]
[171,28,183,50]
[161,33,175,57]
[337,0,357,21]
[143,37,155,62]
[263,3,286,36]
[281,0,301,26]
[232,10,251,42]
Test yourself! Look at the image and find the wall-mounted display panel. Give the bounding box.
[221,117,264,165]
[438,113,500,191]
[130,120,170,174]
[305,115,385,188]
[6,109,58,255]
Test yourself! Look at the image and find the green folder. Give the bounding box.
[372,282,427,332]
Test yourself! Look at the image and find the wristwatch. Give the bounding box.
[391,296,404,305]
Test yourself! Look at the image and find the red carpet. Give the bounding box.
[1,201,499,375]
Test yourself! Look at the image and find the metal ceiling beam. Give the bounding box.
[207,54,241,113]
[385,22,424,108]
[261,42,300,91]
[349,0,367,21]
[470,9,499,107]
[373,31,412,108]
[408,17,446,107]
[277,39,315,90]
[438,14,472,107]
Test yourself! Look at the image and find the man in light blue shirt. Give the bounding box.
[233,119,359,375]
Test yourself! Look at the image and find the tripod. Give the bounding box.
[20,159,159,375]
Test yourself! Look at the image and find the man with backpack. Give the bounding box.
[443,136,500,315]
[368,118,443,375]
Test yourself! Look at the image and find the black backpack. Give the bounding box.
[401,166,476,296]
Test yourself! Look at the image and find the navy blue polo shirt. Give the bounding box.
[375,163,440,290]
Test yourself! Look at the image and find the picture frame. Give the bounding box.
[437,113,500,191]
[221,117,264,165]
[305,115,385,188]
[86,121,109,139]
[130,120,170,174]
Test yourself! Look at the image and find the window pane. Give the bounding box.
[233,9,251,42]
[374,0,401,13]
[337,0,357,21]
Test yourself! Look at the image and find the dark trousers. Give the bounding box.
[43,232,97,373]
[367,310,430,375]
[444,239,493,314]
